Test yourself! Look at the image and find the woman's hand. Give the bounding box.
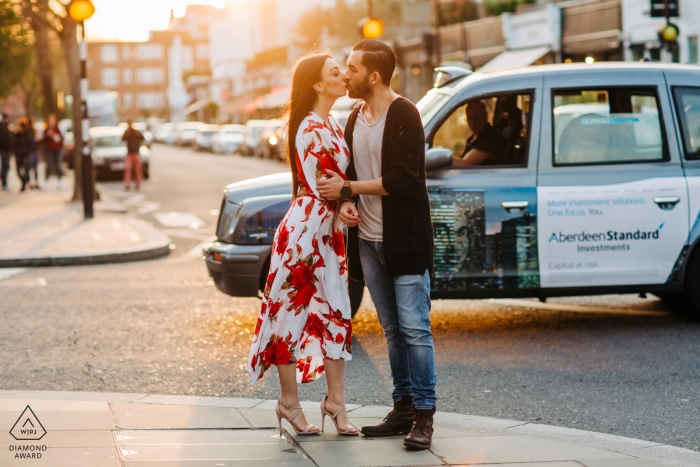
[339,201,360,227]
[317,170,345,200]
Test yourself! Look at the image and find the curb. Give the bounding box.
[0,390,698,467]
[0,217,171,268]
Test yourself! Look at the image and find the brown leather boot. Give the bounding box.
[360,396,414,437]
[403,406,436,450]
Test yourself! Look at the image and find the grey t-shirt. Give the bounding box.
[353,106,386,242]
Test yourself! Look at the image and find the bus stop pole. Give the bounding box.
[79,21,94,219]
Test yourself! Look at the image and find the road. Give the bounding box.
[1,144,699,452]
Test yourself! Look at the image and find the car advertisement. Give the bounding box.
[537,177,688,288]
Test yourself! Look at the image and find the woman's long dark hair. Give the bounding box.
[283,53,331,197]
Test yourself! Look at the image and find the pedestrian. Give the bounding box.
[13,118,36,192]
[27,116,40,189]
[0,113,12,190]
[121,119,144,190]
[246,53,358,437]
[318,39,437,450]
[42,114,64,190]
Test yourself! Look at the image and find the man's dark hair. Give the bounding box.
[352,39,395,86]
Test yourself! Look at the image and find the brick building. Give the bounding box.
[87,5,215,122]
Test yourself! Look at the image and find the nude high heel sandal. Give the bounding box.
[320,394,359,436]
[275,399,320,436]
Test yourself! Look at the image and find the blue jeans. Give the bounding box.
[359,239,437,409]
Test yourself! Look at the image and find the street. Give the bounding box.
[1,144,699,452]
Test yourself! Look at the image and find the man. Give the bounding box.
[0,113,12,190]
[452,100,507,166]
[121,119,144,190]
[317,39,437,450]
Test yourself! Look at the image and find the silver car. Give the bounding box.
[205,62,700,320]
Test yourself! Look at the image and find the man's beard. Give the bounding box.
[346,75,372,100]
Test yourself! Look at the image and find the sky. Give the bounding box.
[85,0,226,41]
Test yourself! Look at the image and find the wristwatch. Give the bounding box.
[340,181,353,198]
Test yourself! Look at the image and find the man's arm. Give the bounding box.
[318,172,387,200]
[452,148,491,166]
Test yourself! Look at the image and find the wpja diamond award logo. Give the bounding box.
[8,405,48,459]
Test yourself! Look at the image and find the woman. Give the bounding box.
[42,114,64,190]
[13,118,36,192]
[246,53,357,436]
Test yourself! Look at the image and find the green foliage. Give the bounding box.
[484,0,536,17]
[440,0,479,27]
[0,0,32,98]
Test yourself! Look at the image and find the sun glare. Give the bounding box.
[87,0,226,41]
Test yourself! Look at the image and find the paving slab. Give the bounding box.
[110,403,250,429]
[298,438,443,466]
[349,417,507,439]
[118,443,306,462]
[0,430,114,448]
[430,435,629,464]
[122,460,315,467]
[0,409,116,431]
[580,459,667,467]
[453,463,581,467]
[116,429,287,445]
[138,394,263,408]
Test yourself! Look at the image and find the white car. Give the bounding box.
[89,126,150,180]
[212,124,246,155]
[175,122,205,146]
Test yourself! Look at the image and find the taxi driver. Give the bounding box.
[453,100,507,166]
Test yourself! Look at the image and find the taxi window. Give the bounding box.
[553,88,665,165]
[431,91,532,167]
[672,86,700,159]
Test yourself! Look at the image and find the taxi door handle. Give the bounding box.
[654,197,680,210]
[501,201,529,213]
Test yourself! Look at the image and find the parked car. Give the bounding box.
[212,124,246,155]
[193,124,220,152]
[89,126,150,181]
[175,121,204,146]
[154,123,175,144]
[238,119,281,156]
[255,126,287,160]
[204,62,700,319]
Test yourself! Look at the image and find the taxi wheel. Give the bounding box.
[684,249,700,322]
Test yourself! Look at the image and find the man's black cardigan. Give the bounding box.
[344,96,434,282]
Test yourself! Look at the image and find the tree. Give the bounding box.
[0,0,32,99]
[22,0,84,201]
[439,0,479,27]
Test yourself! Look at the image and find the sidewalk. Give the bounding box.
[0,175,170,267]
[1,390,698,467]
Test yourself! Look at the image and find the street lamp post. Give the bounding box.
[68,0,95,219]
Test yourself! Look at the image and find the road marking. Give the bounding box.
[154,211,205,229]
[0,277,47,287]
[111,220,122,229]
[0,268,25,281]
[168,237,215,264]
[161,229,211,241]
[490,298,669,317]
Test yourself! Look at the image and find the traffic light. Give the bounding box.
[357,17,384,39]
[658,22,679,48]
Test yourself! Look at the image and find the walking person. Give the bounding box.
[246,53,358,437]
[42,114,64,190]
[317,39,437,450]
[122,120,144,191]
[0,113,12,190]
[27,116,40,189]
[13,118,36,192]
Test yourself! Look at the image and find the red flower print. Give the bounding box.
[264,269,277,294]
[262,336,294,365]
[275,223,290,255]
[331,229,345,257]
[268,300,282,321]
[305,313,332,341]
[254,316,263,336]
[302,199,314,222]
[335,333,343,344]
[287,261,317,310]
[316,150,346,180]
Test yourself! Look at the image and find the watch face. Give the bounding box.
[341,186,352,197]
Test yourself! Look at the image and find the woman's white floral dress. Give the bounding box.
[247,112,352,384]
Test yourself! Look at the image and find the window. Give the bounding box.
[101,68,119,87]
[100,45,118,63]
[138,92,164,109]
[689,36,698,65]
[196,43,208,59]
[552,87,665,165]
[182,46,194,71]
[135,44,163,60]
[673,87,700,159]
[123,93,133,110]
[122,68,132,85]
[136,68,164,84]
[431,91,532,167]
[121,45,131,61]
